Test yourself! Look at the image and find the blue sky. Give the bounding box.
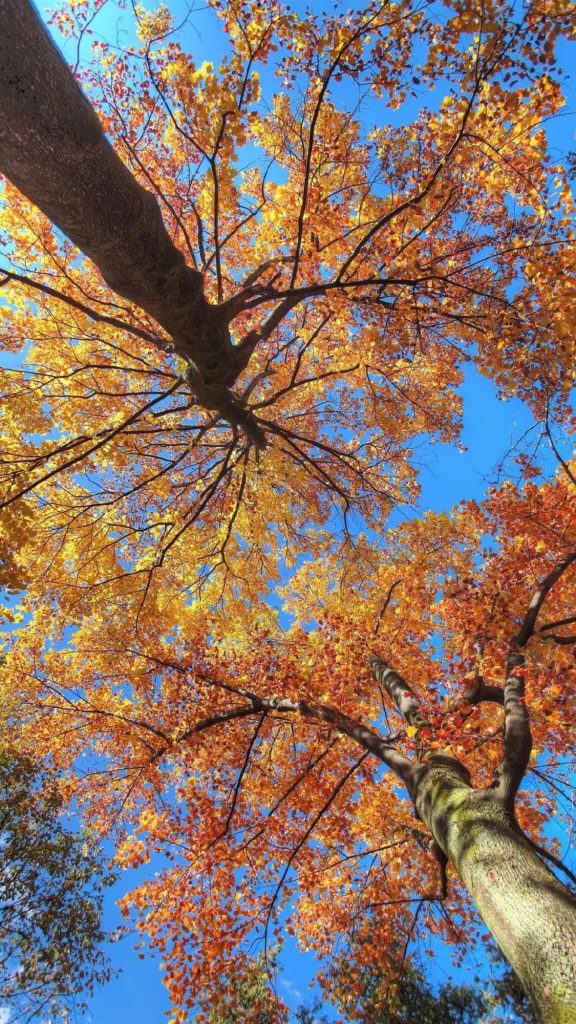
[8,1,576,1020]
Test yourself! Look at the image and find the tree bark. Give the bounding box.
[415,762,576,1024]
[0,0,248,400]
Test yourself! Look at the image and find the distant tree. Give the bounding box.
[293,1000,330,1024]
[333,965,488,1024]
[330,960,534,1024]
[489,957,535,1024]
[192,945,532,1024]
[192,952,286,1023]
[0,750,116,1022]
[293,970,535,1024]
[326,922,535,1024]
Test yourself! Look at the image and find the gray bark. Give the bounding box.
[0,0,252,408]
[415,762,576,1024]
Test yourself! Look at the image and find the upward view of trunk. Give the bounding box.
[290,681,576,1023]
[0,0,245,401]
[2,2,575,1020]
[414,762,576,1024]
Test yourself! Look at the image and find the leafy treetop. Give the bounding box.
[0,0,575,1020]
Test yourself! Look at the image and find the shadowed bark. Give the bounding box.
[0,0,256,416]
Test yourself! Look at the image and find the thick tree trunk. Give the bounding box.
[415,762,576,1024]
[0,0,247,398]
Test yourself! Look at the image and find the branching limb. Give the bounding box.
[536,632,576,646]
[524,835,576,890]
[208,713,268,846]
[264,753,369,954]
[535,614,576,645]
[0,1,258,393]
[544,408,576,488]
[127,649,416,787]
[464,679,504,706]
[494,548,576,803]
[515,550,576,648]
[0,381,180,509]
[368,657,423,726]
[369,657,471,789]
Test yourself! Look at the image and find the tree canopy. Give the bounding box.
[0,0,575,1021]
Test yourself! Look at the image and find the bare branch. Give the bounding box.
[368,658,422,724]
[0,381,180,509]
[538,632,576,646]
[264,753,369,950]
[464,679,504,706]
[539,614,576,632]
[126,649,416,787]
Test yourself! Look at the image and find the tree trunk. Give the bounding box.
[415,762,576,1024]
[0,0,246,396]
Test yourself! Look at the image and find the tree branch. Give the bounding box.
[495,548,576,803]
[0,268,166,349]
[127,649,417,789]
[369,657,471,789]
[515,549,576,648]
[0,0,251,393]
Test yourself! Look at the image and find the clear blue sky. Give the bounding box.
[18,2,576,1020]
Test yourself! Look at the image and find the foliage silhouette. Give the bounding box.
[0,750,116,1022]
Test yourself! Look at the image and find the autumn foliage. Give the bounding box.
[1,0,576,1020]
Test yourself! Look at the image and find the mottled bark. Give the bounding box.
[368,652,576,1022]
[415,764,576,1024]
[0,0,254,409]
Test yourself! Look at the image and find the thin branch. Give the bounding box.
[125,649,415,782]
[264,753,369,950]
[516,549,576,648]
[525,834,576,890]
[0,268,167,348]
[208,712,268,845]
[0,381,180,509]
[374,581,402,636]
[539,614,576,632]
[538,632,576,646]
